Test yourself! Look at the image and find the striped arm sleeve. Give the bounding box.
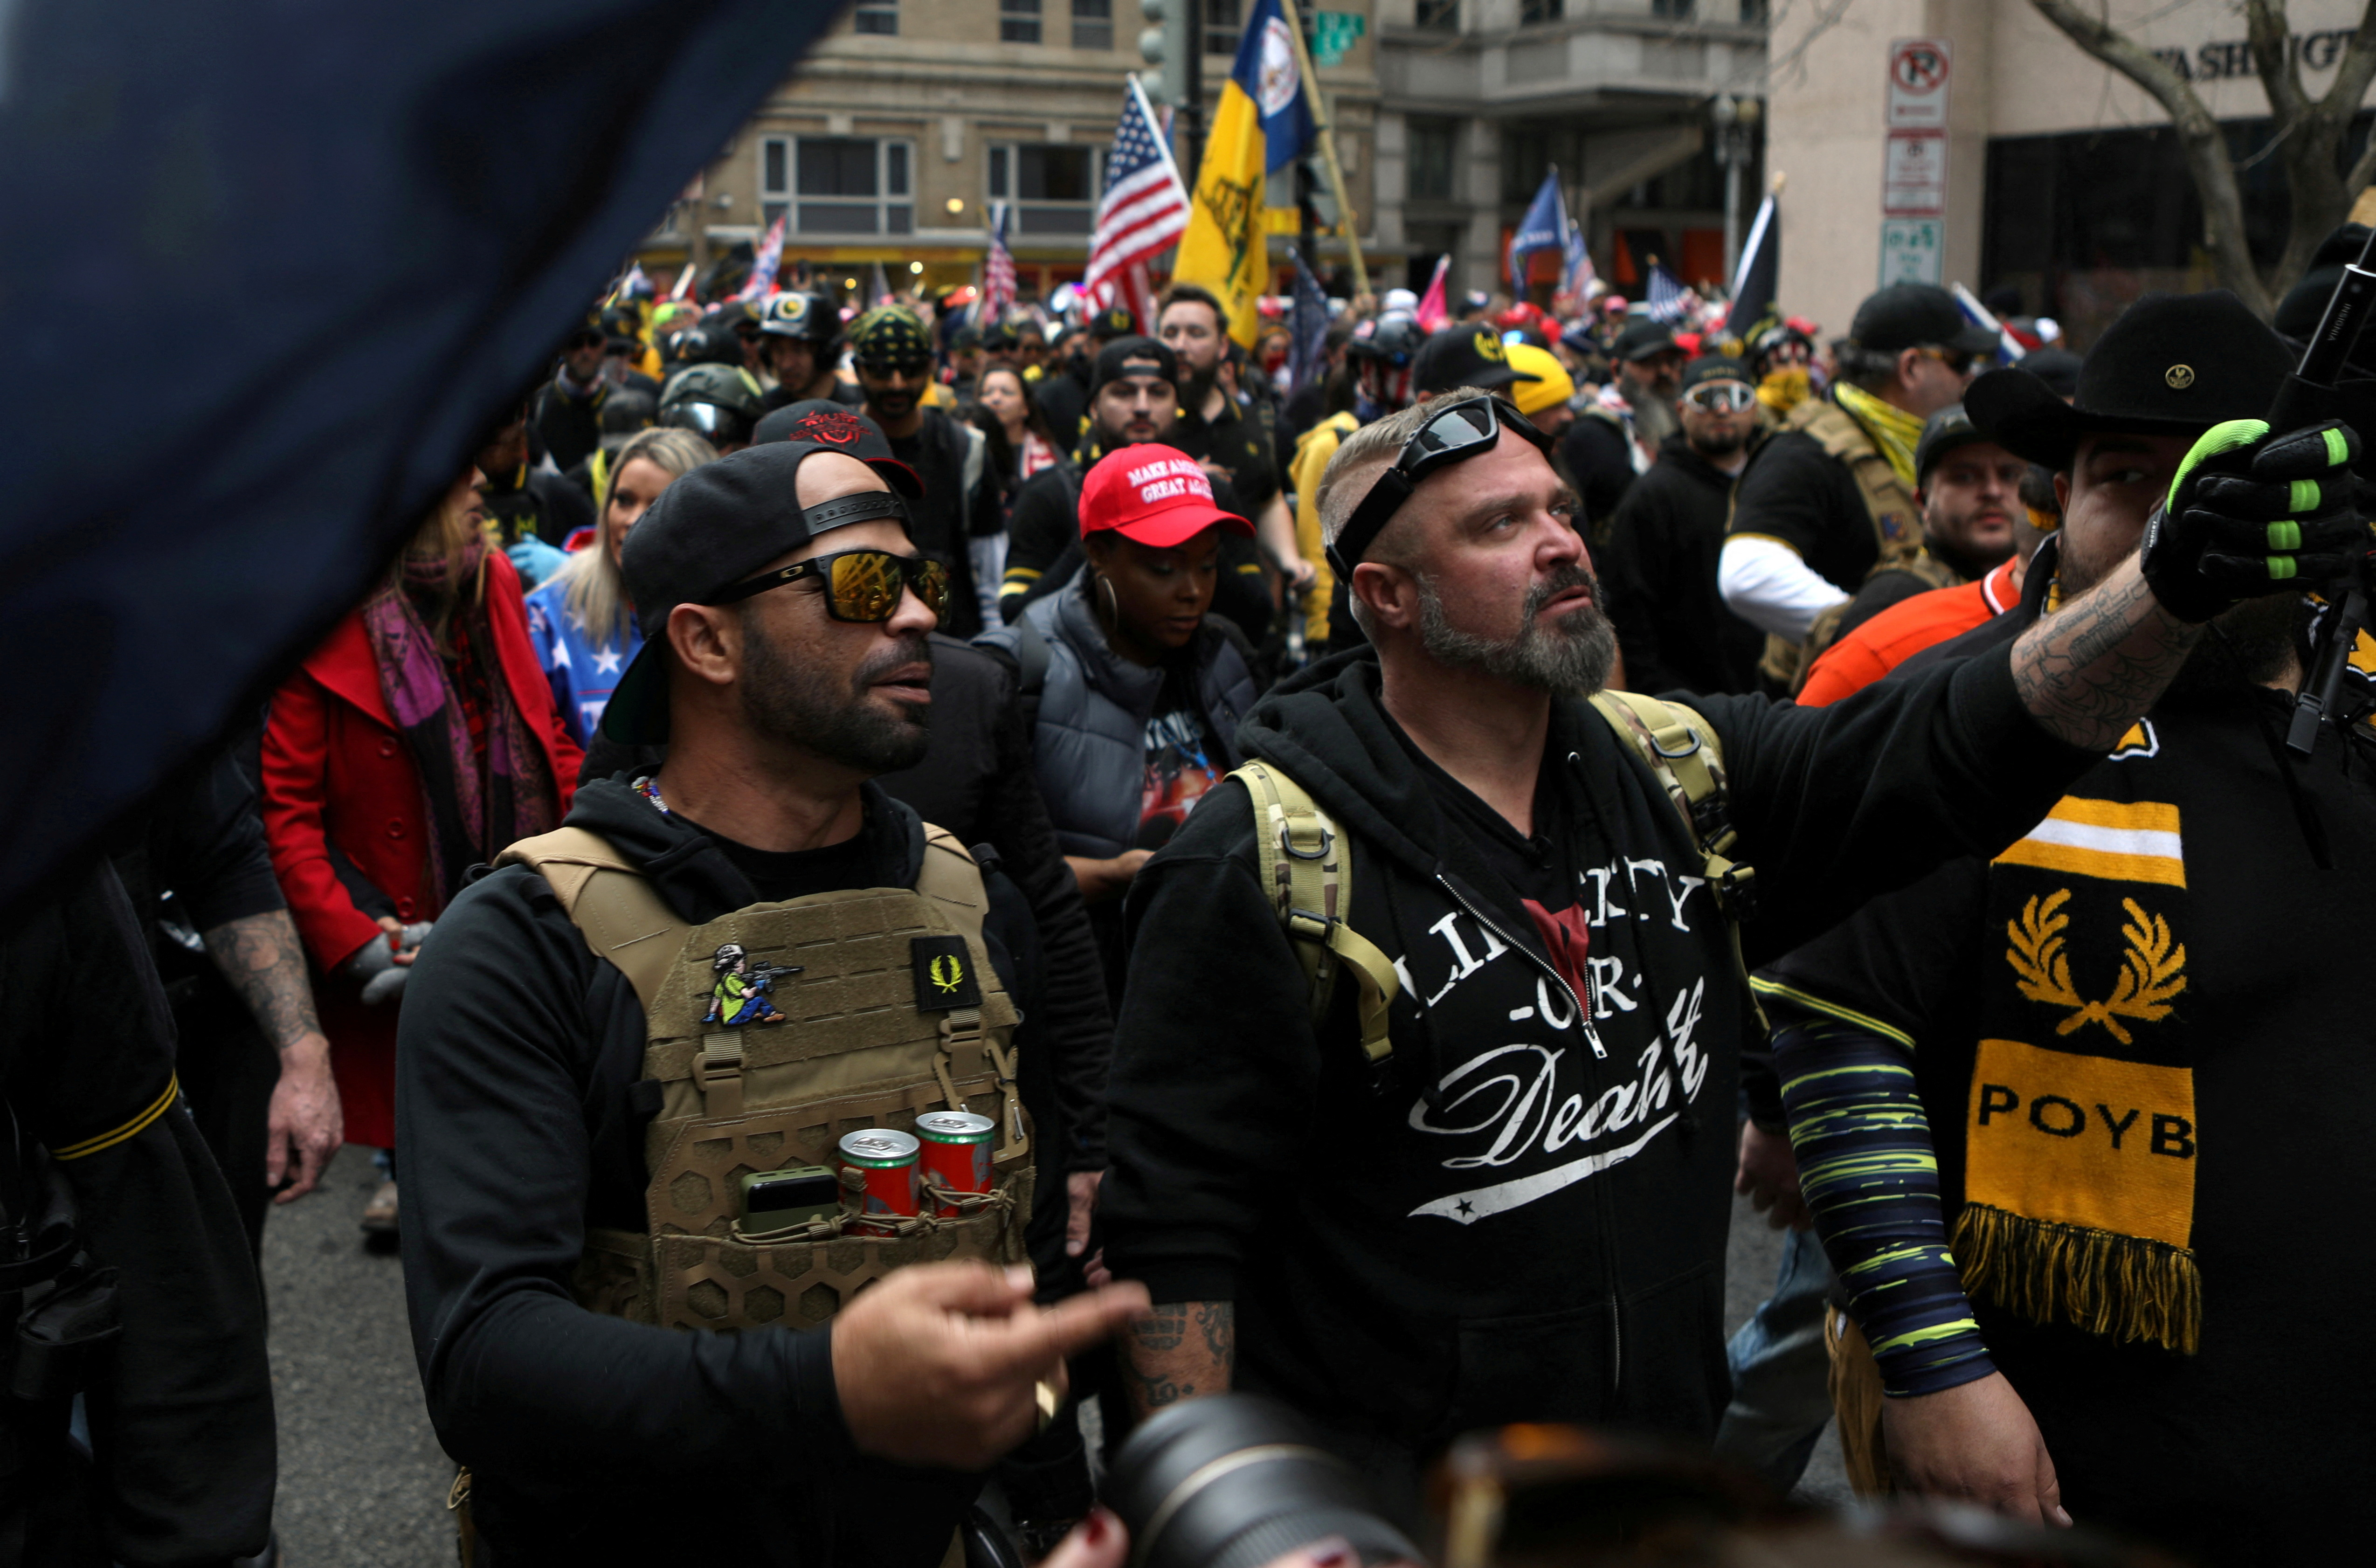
[1772,1015,1996,1398]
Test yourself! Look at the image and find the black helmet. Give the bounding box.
[660,363,764,447]
[598,388,657,438]
[599,305,642,352]
[759,290,843,348]
[1347,311,1424,368]
[663,321,745,370]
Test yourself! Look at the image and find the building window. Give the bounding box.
[1072,0,1112,49]
[852,1,897,34]
[988,143,1106,235]
[1651,0,1695,17]
[763,136,914,235]
[1519,0,1562,23]
[1414,0,1459,29]
[1408,119,1456,202]
[1001,0,1043,44]
[1204,0,1242,55]
[1739,0,1767,20]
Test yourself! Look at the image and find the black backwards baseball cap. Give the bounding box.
[1848,283,2000,357]
[1091,335,1179,394]
[1964,290,2291,472]
[600,431,924,745]
[1912,404,1992,486]
[1609,319,1682,363]
[1413,325,1539,395]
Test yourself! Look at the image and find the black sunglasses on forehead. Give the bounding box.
[1326,394,1553,578]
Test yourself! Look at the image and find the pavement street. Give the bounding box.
[260,1143,1845,1566]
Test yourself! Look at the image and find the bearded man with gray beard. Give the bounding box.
[1093,369,2368,1521]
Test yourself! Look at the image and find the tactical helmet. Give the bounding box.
[760,290,843,348]
[1347,311,1425,368]
[660,363,765,448]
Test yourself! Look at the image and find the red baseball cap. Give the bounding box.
[1077,445,1253,548]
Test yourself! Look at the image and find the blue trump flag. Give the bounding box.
[1506,168,1572,292]
[0,0,843,918]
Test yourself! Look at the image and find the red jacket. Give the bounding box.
[261,553,581,1147]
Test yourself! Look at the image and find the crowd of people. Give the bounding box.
[22,238,2376,1568]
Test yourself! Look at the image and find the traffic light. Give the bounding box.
[1140,0,1191,107]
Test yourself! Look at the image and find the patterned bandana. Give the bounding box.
[849,305,932,370]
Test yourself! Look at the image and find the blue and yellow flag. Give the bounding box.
[1171,0,1313,346]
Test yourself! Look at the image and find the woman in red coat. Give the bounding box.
[262,469,582,1234]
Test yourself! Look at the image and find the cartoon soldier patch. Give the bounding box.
[703,942,796,1027]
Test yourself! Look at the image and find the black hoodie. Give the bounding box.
[396,776,1045,1567]
[1099,642,2095,1460]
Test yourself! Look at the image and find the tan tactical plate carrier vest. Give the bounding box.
[497,823,1033,1335]
[1755,397,1924,691]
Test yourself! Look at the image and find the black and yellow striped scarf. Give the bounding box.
[1963,741,2202,1354]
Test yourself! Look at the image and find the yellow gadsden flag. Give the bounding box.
[1170,0,1311,346]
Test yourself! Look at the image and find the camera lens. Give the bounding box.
[1106,1395,1422,1568]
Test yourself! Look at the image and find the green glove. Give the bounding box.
[2140,418,2365,623]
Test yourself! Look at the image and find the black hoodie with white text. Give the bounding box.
[1099,642,2096,1459]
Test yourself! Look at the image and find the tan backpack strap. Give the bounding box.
[1589,693,1766,1028]
[1231,762,1401,1067]
[911,825,1028,1161]
[496,828,688,1021]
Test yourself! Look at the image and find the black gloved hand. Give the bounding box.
[2140,417,2366,623]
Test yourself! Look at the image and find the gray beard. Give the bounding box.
[1415,564,1618,695]
[739,626,933,774]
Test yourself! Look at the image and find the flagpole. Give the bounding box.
[1274,0,1368,297]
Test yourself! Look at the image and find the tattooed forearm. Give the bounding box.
[203,909,325,1051]
[2011,557,2203,751]
[1123,1301,1234,1421]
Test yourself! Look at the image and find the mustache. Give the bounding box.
[854,635,934,694]
[1523,563,1599,619]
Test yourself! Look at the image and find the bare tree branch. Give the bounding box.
[2029,0,2273,317]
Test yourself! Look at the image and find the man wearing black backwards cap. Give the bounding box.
[1037,308,1135,454]
[852,304,994,638]
[1756,290,2376,1564]
[1789,403,2027,686]
[396,439,1149,1568]
[1721,282,1999,690]
[1097,292,2363,1529]
[1599,356,1769,695]
[997,337,1273,647]
[1561,318,1687,539]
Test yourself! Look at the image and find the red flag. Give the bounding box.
[1415,255,1451,332]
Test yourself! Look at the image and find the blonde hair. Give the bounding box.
[388,476,489,649]
[559,426,719,645]
[1315,387,1492,636]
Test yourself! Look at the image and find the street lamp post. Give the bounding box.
[1712,94,1761,285]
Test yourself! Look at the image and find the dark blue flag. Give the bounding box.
[0,0,842,917]
[1288,249,1331,395]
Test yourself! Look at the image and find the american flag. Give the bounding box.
[1084,77,1190,332]
[980,201,1017,325]
[1645,262,1693,324]
[737,214,786,301]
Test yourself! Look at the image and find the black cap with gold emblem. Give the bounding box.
[1964,290,2293,471]
[1412,324,1541,396]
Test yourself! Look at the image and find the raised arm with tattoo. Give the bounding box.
[2013,414,2369,749]
[203,908,344,1200]
[1122,1300,1233,1420]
